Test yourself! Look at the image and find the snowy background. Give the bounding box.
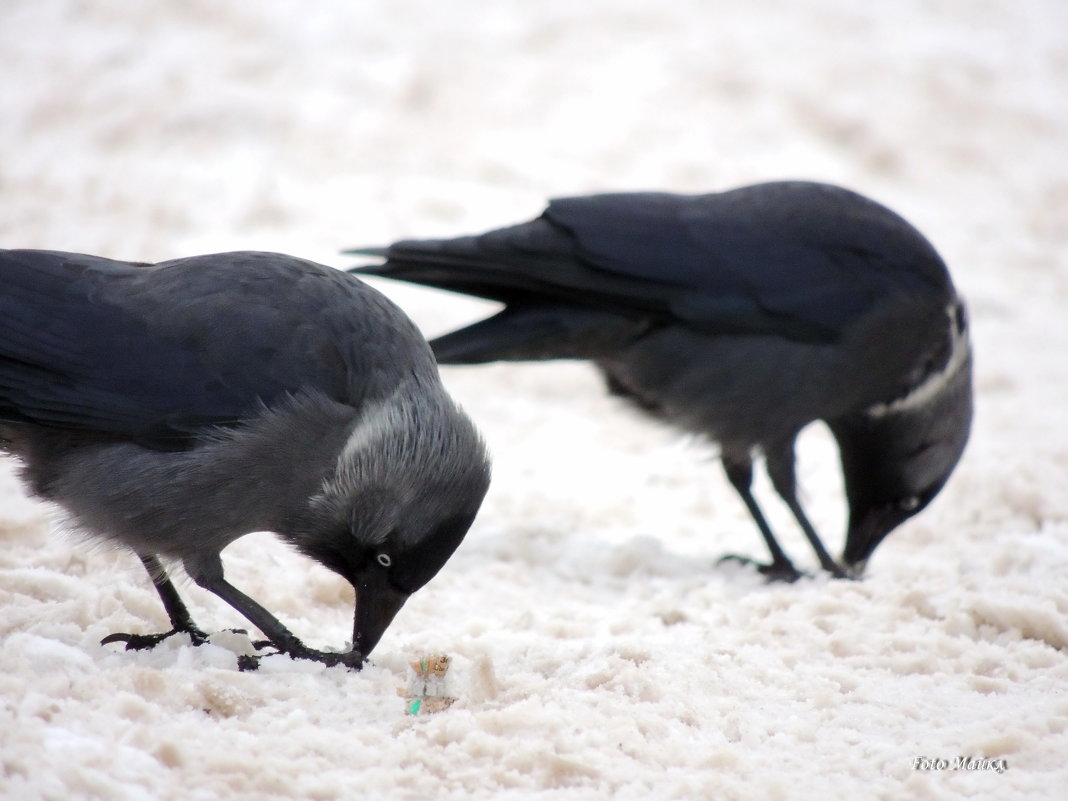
[2,1,1067,798]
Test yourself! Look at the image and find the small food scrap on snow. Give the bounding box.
[400,654,456,715]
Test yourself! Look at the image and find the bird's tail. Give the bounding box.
[345,218,580,305]
[346,214,674,313]
[346,225,656,363]
[430,305,648,364]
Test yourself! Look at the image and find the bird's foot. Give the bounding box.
[102,626,274,652]
[101,625,212,650]
[717,553,806,583]
[821,560,854,581]
[236,642,366,672]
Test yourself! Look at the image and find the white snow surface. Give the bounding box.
[2,2,1067,799]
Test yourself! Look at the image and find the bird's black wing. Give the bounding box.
[0,250,396,448]
[351,181,953,344]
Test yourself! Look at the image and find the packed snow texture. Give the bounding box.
[1,1,1066,799]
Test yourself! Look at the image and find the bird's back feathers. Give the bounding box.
[0,249,435,448]
[351,182,954,354]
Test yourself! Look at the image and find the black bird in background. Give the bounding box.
[350,181,972,580]
[0,250,490,668]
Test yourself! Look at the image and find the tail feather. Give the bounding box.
[431,305,648,364]
[351,253,552,305]
[344,246,390,258]
[345,218,673,313]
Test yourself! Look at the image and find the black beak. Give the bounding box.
[351,569,409,660]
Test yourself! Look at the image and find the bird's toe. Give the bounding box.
[717,553,806,583]
[235,639,365,671]
[823,561,855,580]
[101,626,211,651]
[288,644,366,670]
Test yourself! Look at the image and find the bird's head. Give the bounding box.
[833,302,973,576]
[296,386,490,661]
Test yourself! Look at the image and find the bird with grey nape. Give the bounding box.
[0,249,490,669]
[349,181,972,581]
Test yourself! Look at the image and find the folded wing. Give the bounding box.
[351,182,954,347]
[0,250,374,448]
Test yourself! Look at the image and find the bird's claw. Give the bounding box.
[236,652,273,672]
[235,644,365,672]
[101,626,211,650]
[102,626,361,671]
[717,553,806,583]
[101,626,280,658]
[821,561,854,581]
[288,645,366,670]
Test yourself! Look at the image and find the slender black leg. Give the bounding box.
[718,455,802,582]
[185,554,363,670]
[140,555,203,635]
[101,554,211,649]
[764,441,849,579]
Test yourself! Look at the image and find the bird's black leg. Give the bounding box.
[185,554,364,671]
[718,455,802,582]
[101,554,212,649]
[764,440,849,579]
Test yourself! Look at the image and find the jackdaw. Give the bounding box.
[349,181,972,580]
[0,249,490,668]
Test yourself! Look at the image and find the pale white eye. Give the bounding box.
[376,553,392,567]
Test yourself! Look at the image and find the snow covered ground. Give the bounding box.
[2,1,1066,798]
